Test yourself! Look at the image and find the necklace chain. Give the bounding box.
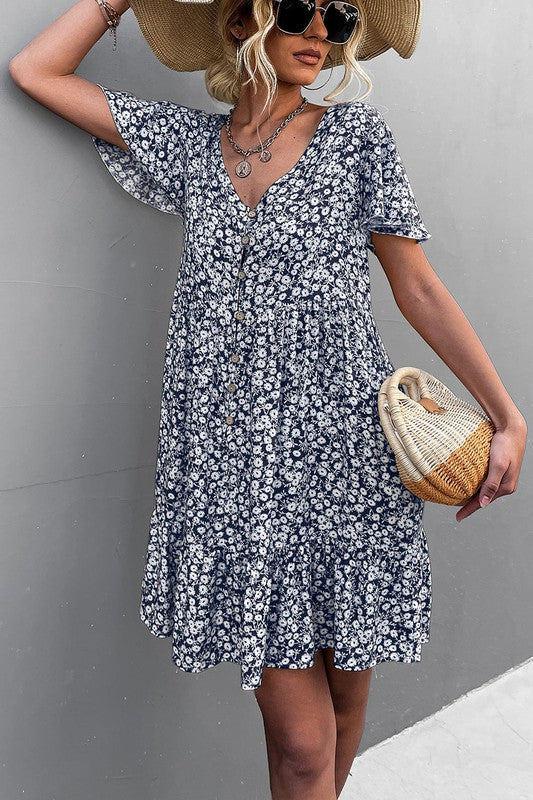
[224,98,309,178]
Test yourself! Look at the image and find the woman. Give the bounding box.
[9,0,527,798]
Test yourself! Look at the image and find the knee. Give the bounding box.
[276,729,335,780]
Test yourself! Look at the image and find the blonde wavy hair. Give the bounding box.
[205,0,373,114]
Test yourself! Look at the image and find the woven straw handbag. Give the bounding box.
[377,366,496,505]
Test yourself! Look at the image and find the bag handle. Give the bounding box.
[383,366,447,413]
[377,367,446,480]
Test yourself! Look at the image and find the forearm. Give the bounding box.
[396,280,526,431]
[9,0,130,78]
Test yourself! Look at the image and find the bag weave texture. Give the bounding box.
[378,367,495,505]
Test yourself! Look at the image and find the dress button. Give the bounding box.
[230,353,240,363]
[227,382,237,393]
[225,414,235,425]
[238,269,247,280]
[235,310,245,320]
[247,208,256,218]
[241,234,250,245]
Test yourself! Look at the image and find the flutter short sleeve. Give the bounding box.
[91,84,187,217]
[361,109,431,254]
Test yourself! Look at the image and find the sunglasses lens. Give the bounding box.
[276,0,316,34]
[275,1,360,44]
[323,2,359,44]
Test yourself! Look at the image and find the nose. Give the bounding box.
[307,7,328,38]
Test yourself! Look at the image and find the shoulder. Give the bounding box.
[333,100,394,143]
[149,100,214,148]
[166,103,222,139]
[154,98,201,128]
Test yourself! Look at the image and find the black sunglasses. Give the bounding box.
[273,0,360,45]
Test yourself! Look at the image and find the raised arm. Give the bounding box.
[8,0,131,150]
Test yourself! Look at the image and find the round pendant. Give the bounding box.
[259,149,272,163]
[235,159,251,178]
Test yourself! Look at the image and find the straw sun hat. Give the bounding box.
[126,0,424,72]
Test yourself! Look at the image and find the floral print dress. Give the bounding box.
[92,84,433,691]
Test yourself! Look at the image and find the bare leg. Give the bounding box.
[321,648,373,798]
[254,649,338,800]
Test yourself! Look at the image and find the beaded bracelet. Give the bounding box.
[95,0,122,51]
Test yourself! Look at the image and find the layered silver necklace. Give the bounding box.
[225,97,309,178]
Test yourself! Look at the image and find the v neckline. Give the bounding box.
[216,104,337,214]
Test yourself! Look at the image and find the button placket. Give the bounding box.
[225,207,257,430]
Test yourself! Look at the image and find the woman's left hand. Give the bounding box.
[456,416,528,522]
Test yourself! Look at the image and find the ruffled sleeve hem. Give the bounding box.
[91,84,187,217]
[362,211,432,254]
[360,108,432,254]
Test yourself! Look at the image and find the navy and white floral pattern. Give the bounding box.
[92,84,433,691]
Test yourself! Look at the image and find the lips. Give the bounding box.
[293,49,321,58]
[293,50,321,64]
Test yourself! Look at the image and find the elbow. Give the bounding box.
[393,276,439,318]
[8,52,40,89]
[8,54,28,86]
[390,259,443,315]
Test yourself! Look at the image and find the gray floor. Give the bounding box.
[343,657,533,800]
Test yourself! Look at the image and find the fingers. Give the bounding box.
[453,423,525,523]
[455,465,515,522]
[455,493,483,522]
[478,459,510,508]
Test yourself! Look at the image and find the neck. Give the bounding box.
[231,84,307,128]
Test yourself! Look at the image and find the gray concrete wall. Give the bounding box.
[2,2,531,799]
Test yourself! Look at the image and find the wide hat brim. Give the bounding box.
[128,0,424,72]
